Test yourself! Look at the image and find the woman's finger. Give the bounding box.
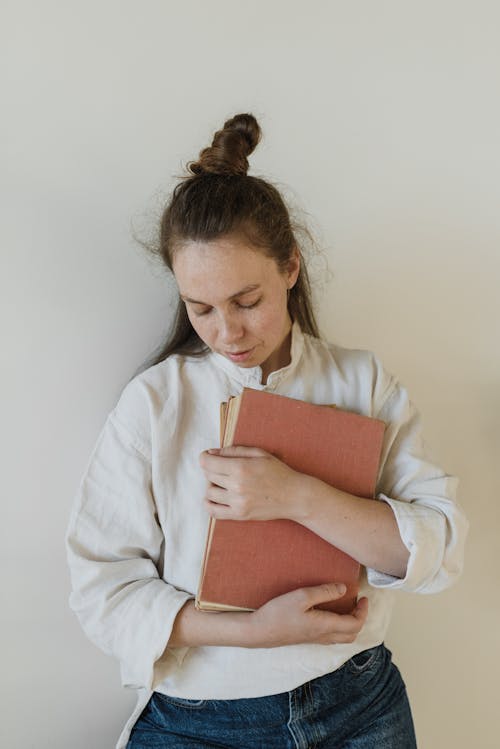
[322,597,369,635]
[199,451,232,475]
[202,470,231,489]
[210,446,270,459]
[205,484,230,504]
[295,583,347,609]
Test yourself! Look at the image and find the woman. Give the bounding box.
[66,113,468,748]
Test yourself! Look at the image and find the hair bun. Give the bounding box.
[187,113,261,177]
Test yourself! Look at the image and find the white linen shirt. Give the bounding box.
[65,322,468,748]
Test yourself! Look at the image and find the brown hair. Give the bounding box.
[135,112,320,373]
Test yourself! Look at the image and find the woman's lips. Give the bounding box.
[225,347,255,363]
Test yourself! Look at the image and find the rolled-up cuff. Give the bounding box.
[117,582,194,690]
[366,494,446,593]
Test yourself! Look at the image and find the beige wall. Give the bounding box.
[3,2,498,747]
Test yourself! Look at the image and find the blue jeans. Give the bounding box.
[126,644,417,748]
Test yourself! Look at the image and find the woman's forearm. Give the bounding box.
[291,475,410,578]
[168,600,256,648]
[167,582,368,650]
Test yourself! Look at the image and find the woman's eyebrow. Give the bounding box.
[180,284,260,305]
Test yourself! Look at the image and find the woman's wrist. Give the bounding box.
[168,599,261,649]
[288,473,324,523]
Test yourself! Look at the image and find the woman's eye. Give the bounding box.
[193,307,212,317]
[237,299,261,310]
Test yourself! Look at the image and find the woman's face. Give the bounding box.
[172,235,300,380]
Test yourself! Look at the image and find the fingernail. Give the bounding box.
[208,448,220,454]
[336,583,346,595]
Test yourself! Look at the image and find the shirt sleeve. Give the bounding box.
[366,378,469,593]
[65,410,193,690]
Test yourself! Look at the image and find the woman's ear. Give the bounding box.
[287,247,301,289]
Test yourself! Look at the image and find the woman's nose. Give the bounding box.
[219,313,244,343]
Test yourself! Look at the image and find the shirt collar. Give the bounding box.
[209,319,305,389]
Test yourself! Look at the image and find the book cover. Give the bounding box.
[196,388,385,615]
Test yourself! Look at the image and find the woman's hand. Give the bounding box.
[199,445,306,521]
[248,583,369,648]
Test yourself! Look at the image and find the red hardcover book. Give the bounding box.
[196,388,386,614]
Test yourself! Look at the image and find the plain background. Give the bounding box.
[2,1,498,747]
